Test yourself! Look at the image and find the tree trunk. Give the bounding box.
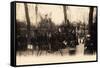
[88,7,94,35]
[24,3,31,44]
[63,5,67,23]
[35,4,38,24]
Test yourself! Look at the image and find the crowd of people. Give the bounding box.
[16,15,97,56]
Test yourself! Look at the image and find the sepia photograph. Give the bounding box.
[15,2,97,66]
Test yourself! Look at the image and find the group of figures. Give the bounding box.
[16,15,97,56]
[30,23,78,56]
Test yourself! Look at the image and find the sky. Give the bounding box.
[16,3,96,26]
